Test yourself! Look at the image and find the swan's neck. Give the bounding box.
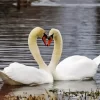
[28,31,47,70]
[48,32,63,71]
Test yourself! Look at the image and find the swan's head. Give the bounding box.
[47,28,60,46]
[29,27,47,45]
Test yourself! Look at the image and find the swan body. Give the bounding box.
[54,55,98,80]
[48,28,100,80]
[0,62,52,85]
[0,27,53,85]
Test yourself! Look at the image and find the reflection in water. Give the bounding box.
[0,80,97,97]
[53,80,97,91]
[0,84,20,99]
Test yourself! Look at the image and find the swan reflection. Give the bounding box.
[53,80,97,91]
[0,80,97,97]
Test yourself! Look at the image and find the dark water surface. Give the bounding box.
[0,0,100,98]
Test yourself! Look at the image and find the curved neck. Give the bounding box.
[48,32,63,71]
[28,30,47,70]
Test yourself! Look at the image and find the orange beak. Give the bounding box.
[42,36,47,46]
[47,37,53,46]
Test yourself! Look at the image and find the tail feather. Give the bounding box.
[93,55,100,66]
[0,71,22,85]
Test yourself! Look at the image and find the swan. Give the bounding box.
[0,27,53,85]
[47,28,100,80]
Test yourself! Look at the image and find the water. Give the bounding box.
[0,81,98,96]
[0,0,100,98]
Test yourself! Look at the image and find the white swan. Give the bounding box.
[47,28,100,80]
[0,27,53,85]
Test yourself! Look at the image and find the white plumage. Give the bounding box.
[48,28,100,80]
